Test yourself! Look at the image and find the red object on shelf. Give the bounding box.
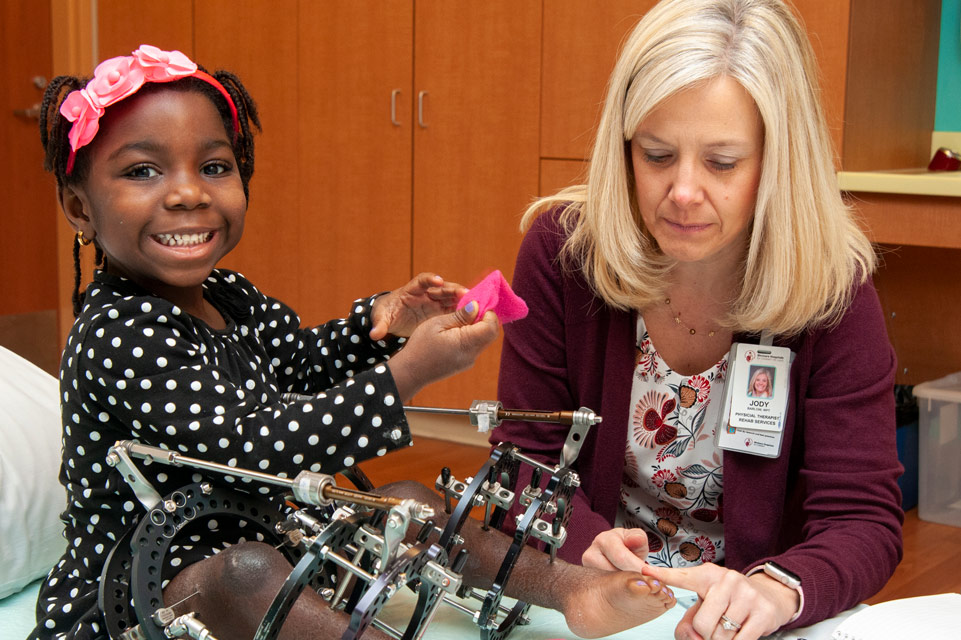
[927,147,961,171]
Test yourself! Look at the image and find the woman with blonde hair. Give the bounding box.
[492,0,902,638]
[748,367,774,398]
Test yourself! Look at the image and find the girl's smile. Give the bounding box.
[152,230,215,247]
[62,88,247,316]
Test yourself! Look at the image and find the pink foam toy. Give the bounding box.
[457,270,529,323]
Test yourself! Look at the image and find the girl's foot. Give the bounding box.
[562,572,675,638]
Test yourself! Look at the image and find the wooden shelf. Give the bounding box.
[839,169,961,198]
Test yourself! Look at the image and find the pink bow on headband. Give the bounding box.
[60,44,240,174]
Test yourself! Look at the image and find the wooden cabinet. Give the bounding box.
[410,3,541,407]
[96,0,412,327]
[83,2,541,411]
[0,0,59,374]
[539,0,854,169]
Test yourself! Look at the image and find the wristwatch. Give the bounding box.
[750,561,804,622]
[762,561,801,589]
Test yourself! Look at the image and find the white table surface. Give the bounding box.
[1,579,863,640]
[376,586,863,640]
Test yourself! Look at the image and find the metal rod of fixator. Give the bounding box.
[405,402,601,433]
[109,440,430,516]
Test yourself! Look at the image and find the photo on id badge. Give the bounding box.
[747,365,775,399]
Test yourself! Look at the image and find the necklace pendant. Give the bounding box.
[689,328,696,335]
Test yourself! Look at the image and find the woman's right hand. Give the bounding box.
[582,527,651,573]
[387,301,500,402]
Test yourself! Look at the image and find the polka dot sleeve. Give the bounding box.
[68,271,411,481]
[227,271,407,395]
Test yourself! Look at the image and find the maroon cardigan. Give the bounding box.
[492,211,903,628]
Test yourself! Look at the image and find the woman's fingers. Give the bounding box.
[583,528,650,573]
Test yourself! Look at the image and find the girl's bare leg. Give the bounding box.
[162,479,674,639]
[378,480,675,638]
[163,541,391,640]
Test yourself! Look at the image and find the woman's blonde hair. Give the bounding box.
[525,0,875,336]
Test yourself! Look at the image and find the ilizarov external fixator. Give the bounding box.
[97,401,601,640]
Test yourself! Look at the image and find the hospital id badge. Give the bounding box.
[715,342,792,458]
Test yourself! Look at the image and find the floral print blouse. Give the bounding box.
[616,315,729,568]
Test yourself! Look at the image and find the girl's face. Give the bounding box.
[630,76,763,270]
[63,89,246,306]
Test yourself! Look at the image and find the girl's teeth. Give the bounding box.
[155,232,212,247]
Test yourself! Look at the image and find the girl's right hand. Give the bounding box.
[387,301,500,402]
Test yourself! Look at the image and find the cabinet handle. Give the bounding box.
[13,103,41,120]
[390,89,401,126]
[418,90,428,128]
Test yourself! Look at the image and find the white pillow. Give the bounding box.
[0,345,67,599]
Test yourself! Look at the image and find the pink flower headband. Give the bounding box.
[60,44,240,175]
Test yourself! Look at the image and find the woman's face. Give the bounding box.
[630,76,764,269]
[753,371,770,393]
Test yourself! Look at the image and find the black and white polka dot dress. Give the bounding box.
[30,269,412,639]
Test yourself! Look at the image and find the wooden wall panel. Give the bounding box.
[790,0,851,166]
[1,0,56,316]
[96,0,192,59]
[842,0,940,171]
[194,1,302,312]
[540,0,658,161]
[411,1,542,408]
[540,158,588,198]
[295,1,414,325]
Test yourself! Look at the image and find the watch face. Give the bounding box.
[765,562,801,588]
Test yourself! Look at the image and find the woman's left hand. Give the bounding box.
[370,273,467,340]
[642,563,799,640]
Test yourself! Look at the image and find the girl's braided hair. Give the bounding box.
[39,66,261,316]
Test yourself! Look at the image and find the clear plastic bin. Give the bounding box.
[913,372,961,528]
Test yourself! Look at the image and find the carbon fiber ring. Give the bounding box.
[720,614,742,632]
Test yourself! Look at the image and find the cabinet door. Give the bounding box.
[412,1,542,408]
[198,1,415,326]
[541,0,659,162]
[540,0,851,163]
[294,1,414,324]
[1,0,58,372]
[195,1,303,311]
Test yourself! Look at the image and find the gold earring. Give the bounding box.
[77,231,92,246]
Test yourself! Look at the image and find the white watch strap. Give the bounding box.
[747,563,804,623]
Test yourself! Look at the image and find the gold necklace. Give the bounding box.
[664,297,717,337]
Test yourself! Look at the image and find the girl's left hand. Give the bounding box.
[642,563,799,640]
[370,273,467,340]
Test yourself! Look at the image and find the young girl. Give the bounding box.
[32,44,502,639]
[33,46,674,639]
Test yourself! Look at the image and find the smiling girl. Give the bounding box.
[32,45,500,639]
